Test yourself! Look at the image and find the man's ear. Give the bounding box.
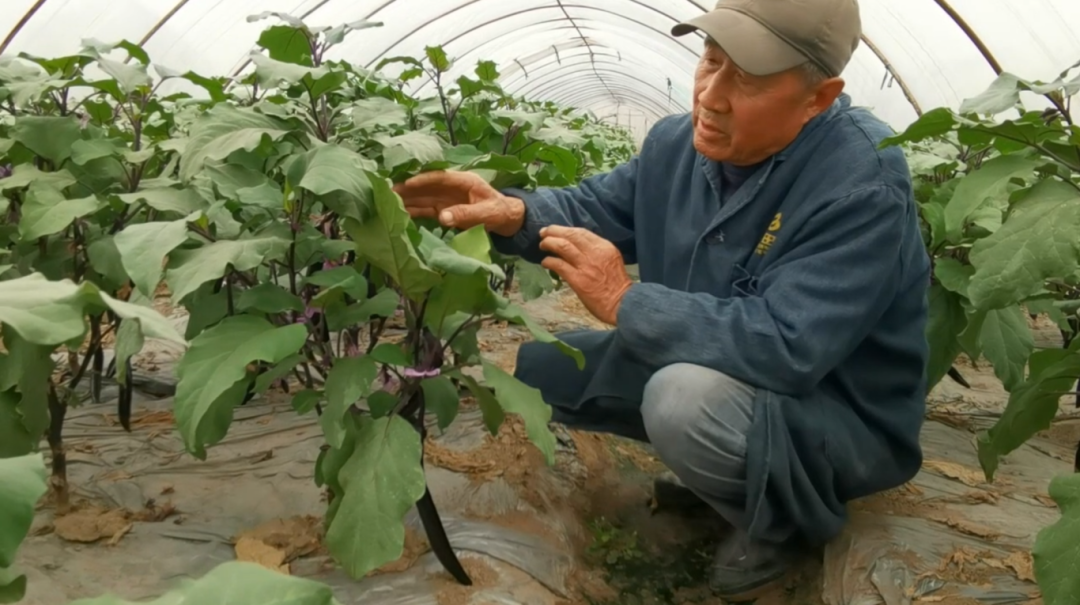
[805,77,845,122]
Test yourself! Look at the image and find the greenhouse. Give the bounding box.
[0,0,1078,604]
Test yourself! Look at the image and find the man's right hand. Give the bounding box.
[392,170,526,238]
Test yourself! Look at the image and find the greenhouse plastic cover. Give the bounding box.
[2,0,1079,143]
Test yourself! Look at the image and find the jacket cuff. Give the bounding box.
[488,188,550,259]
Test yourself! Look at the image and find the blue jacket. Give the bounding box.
[492,94,930,546]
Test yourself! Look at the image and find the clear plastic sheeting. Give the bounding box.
[3,0,1080,139]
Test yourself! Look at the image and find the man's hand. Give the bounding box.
[539,226,633,325]
[392,170,525,237]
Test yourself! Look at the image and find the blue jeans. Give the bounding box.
[551,363,756,530]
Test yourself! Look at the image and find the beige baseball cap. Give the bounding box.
[671,0,861,78]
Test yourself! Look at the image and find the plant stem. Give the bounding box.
[46,382,70,514]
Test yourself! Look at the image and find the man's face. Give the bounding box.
[691,42,841,165]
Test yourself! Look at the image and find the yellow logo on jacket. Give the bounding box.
[755,213,782,255]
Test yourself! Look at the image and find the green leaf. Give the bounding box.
[67,560,342,605]
[324,289,399,332]
[458,373,504,435]
[236,283,305,314]
[253,354,305,394]
[9,115,82,165]
[117,187,207,215]
[421,376,460,430]
[324,415,426,579]
[113,217,195,297]
[294,145,376,221]
[1033,473,1080,605]
[256,25,314,66]
[0,165,76,191]
[174,315,307,459]
[942,155,1040,241]
[0,273,88,345]
[0,328,51,449]
[165,233,292,303]
[370,343,410,366]
[880,108,960,147]
[351,97,408,131]
[968,179,1080,309]
[324,20,383,46]
[0,453,47,568]
[424,46,452,72]
[305,266,368,299]
[249,52,328,87]
[19,185,102,240]
[114,318,144,384]
[321,356,379,448]
[0,392,36,459]
[376,131,445,170]
[95,57,152,94]
[977,346,1080,480]
[179,104,294,181]
[959,73,1024,115]
[343,173,440,300]
[978,306,1035,391]
[494,299,585,370]
[482,361,556,465]
[90,285,187,344]
[925,283,967,390]
[475,60,499,81]
[515,259,556,301]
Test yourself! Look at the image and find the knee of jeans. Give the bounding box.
[641,363,755,460]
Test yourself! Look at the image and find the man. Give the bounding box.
[394,0,930,600]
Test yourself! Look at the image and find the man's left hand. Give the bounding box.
[538,225,633,325]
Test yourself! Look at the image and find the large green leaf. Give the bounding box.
[67,561,341,605]
[350,97,407,131]
[321,356,379,449]
[343,173,440,300]
[942,155,1040,241]
[165,233,292,303]
[1033,473,1080,605]
[179,104,294,181]
[515,259,557,301]
[0,165,76,191]
[978,306,1035,391]
[0,327,53,446]
[117,187,207,215]
[925,283,967,390]
[174,316,307,459]
[114,216,195,298]
[9,115,81,165]
[494,299,585,369]
[421,376,460,430]
[482,361,556,465]
[0,273,89,345]
[18,185,102,240]
[0,453,47,568]
[977,345,1080,480]
[968,179,1080,310]
[294,145,376,221]
[256,24,314,66]
[376,131,444,169]
[0,392,36,459]
[324,415,426,579]
[95,57,152,95]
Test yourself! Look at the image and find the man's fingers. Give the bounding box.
[538,235,585,265]
[440,199,504,230]
[540,225,599,245]
[541,257,575,281]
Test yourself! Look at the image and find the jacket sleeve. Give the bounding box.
[615,185,911,396]
[488,156,639,264]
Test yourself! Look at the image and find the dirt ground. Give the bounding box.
[11,288,1076,605]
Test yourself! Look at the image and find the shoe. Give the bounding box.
[708,528,793,602]
[652,470,710,512]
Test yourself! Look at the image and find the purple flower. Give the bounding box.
[294,306,317,324]
[0,164,11,179]
[403,367,440,378]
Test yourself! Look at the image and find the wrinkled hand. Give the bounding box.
[539,226,633,325]
[392,170,525,237]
